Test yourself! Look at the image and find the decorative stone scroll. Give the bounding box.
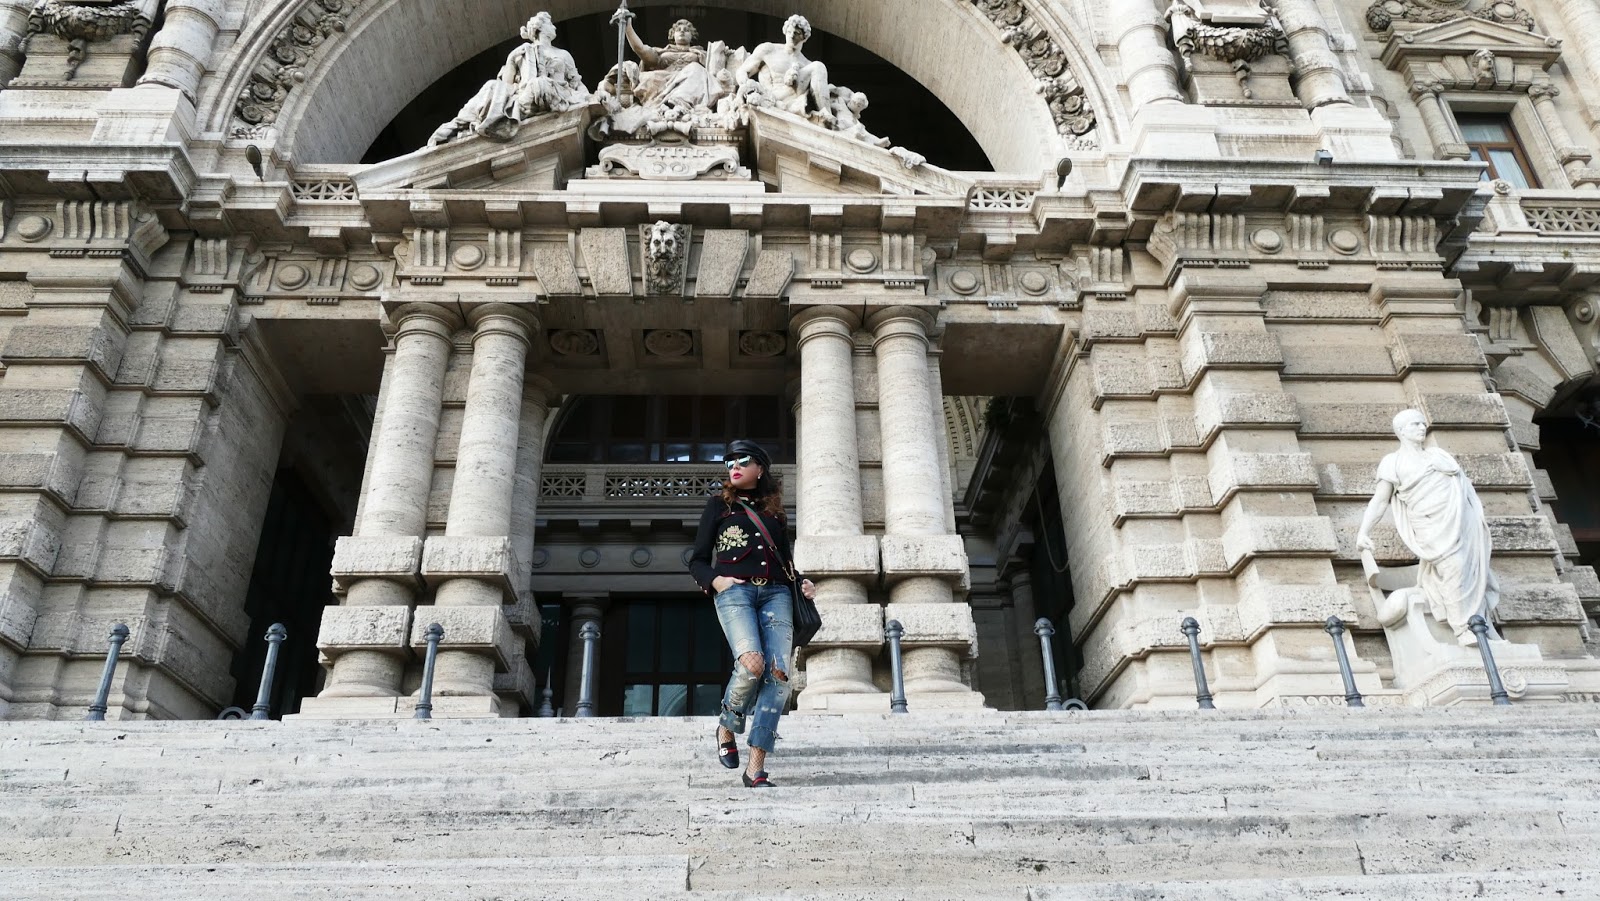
[19,0,158,80]
[969,0,1096,144]
[232,0,360,139]
[1365,0,1537,33]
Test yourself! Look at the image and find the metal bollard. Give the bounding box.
[85,623,131,721]
[1179,617,1216,710]
[885,619,909,714]
[1322,617,1365,708]
[414,623,444,720]
[249,623,289,720]
[536,667,556,718]
[1469,615,1512,706]
[1034,618,1065,712]
[575,621,600,718]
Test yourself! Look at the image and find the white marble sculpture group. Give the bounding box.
[428,8,925,168]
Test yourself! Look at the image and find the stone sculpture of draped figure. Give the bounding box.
[429,12,590,147]
[1357,409,1500,645]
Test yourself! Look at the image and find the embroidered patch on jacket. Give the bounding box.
[715,525,750,553]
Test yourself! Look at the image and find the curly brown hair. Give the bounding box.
[719,468,785,519]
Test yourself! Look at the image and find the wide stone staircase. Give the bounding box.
[2,705,1599,899]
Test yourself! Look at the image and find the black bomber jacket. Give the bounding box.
[687,493,801,596]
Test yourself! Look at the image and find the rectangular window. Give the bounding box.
[1456,112,1539,189]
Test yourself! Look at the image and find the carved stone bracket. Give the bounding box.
[19,0,157,80]
[1365,0,1537,33]
[969,0,1097,145]
[232,0,361,139]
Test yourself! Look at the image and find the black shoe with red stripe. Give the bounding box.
[717,733,740,770]
[742,770,773,788]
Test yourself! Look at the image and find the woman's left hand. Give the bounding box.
[801,579,816,599]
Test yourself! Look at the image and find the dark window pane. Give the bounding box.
[658,684,689,716]
[694,607,728,671]
[622,684,654,716]
[746,396,780,440]
[698,442,726,463]
[609,442,648,463]
[626,605,655,673]
[692,683,724,716]
[658,606,690,672]
[548,442,591,463]
[664,396,694,437]
[611,396,648,438]
[700,396,727,435]
[664,443,693,463]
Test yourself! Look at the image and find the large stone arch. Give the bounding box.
[201,0,1124,173]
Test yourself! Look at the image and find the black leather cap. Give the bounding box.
[723,439,771,471]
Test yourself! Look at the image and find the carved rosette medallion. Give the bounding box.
[643,329,694,357]
[550,329,601,356]
[738,331,787,357]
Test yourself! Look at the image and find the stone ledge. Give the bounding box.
[421,536,515,588]
[316,606,412,654]
[880,534,968,583]
[884,603,978,656]
[330,536,424,590]
[409,605,516,672]
[810,602,884,647]
[1221,515,1338,566]
[793,534,880,576]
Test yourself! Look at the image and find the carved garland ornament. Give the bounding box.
[969,0,1097,146]
[20,0,157,79]
[232,0,361,138]
[1365,0,1536,33]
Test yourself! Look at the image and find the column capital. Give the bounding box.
[467,302,540,340]
[867,305,936,347]
[388,302,462,339]
[791,304,862,337]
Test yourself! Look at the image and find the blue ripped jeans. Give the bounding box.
[713,581,794,753]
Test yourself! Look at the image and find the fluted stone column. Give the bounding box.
[311,304,459,708]
[870,307,979,701]
[1113,0,1185,108]
[137,0,222,102]
[1269,0,1351,109]
[791,306,881,708]
[0,0,28,86]
[419,305,538,716]
[1553,0,1600,113]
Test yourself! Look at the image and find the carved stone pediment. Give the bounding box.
[353,109,589,194]
[746,108,973,197]
[1379,16,1561,73]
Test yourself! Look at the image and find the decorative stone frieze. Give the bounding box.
[232,0,360,138]
[968,0,1097,143]
[1365,0,1537,32]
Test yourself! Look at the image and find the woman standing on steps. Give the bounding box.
[688,439,816,788]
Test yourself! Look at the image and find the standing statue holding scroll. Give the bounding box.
[1356,409,1501,645]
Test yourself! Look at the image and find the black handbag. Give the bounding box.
[737,501,823,648]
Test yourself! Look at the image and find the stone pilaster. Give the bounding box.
[790,306,881,710]
[1552,0,1600,118]
[419,304,537,717]
[309,304,458,710]
[138,0,222,102]
[869,306,981,705]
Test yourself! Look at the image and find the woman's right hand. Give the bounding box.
[712,576,746,594]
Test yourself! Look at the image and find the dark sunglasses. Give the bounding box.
[724,455,754,470]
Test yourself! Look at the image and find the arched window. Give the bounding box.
[547,395,794,464]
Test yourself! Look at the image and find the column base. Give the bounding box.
[291,696,406,719]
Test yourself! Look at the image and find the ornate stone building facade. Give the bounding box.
[0,0,1598,721]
